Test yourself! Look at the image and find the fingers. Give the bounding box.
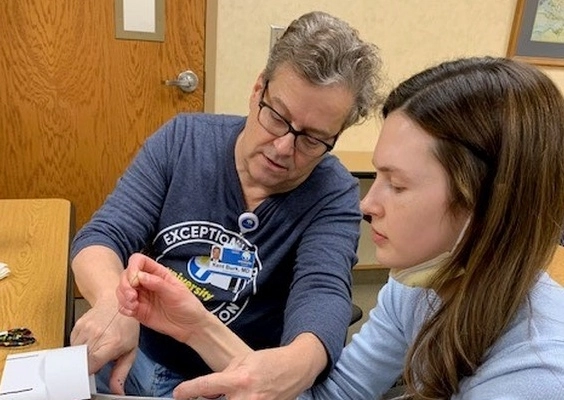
[117,254,167,314]
[71,312,115,374]
[173,373,231,400]
[87,336,116,374]
[109,348,136,395]
[116,271,140,316]
[116,255,144,313]
[128,253,171,280]
[88,349,109,375]
[87,320,126,374]
[69,318,83,345]
[118,268,168,309]
[124,254,144,286]
[127,253,188,293]
[134,268,187,301]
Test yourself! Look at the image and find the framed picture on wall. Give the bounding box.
[507,0,564,67]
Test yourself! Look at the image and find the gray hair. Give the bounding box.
[263,11,383,130]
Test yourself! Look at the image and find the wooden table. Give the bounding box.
[333,151,375,178]
[0,198,74,377]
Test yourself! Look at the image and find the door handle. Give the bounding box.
[163,70,199,93]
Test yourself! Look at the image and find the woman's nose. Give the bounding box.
[360,187,384,219]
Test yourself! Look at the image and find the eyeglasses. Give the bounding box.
[0,327,36,347]
[258,81,339,157]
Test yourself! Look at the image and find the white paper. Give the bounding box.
[0,344,216,400]
[0,345,91,400]
[123,0,156,33]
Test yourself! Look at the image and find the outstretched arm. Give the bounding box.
[118,253,328,400]
[172,334,327,400]
[117,253,253,371]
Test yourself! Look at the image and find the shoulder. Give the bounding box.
[144,113,246,153]
[479,272,564,362]
[300,154,359,198]
[459,338,564,399]
[510,272,564,343]
[316,153,357,183]
[530,272,564,321]
[458,274,564,398]
[373,278,433,338]
[159,113,246,136]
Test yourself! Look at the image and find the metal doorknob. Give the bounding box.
[164,70,199,93]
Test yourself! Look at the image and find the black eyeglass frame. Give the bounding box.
[257,80,340,157]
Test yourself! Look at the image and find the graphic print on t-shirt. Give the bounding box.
[188,246,255,293]
[152,221,261,324]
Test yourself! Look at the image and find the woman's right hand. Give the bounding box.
[116,253,209,344]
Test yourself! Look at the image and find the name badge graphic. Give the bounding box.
[208,247,255,280]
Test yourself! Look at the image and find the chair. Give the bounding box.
[350,303,363,326]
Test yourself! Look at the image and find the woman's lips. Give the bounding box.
[372,229,388,245]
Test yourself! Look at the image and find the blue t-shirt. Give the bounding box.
[72,113,362,379]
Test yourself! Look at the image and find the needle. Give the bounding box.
[0,388,34,396]
[87,272,140,355]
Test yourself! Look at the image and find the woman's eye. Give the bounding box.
[390,183,405,193]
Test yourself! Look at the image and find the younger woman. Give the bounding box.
[116,57,564,399]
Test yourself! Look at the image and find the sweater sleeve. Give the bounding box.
[278,165,361,376]
[300,279,412,399]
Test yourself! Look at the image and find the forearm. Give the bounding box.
[72,245,124,306]
[171,332,329,400]
[282,332,328,389]
[185,311,253,371]
[184,317,327,384]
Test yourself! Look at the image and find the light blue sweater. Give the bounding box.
[301,273,564,399]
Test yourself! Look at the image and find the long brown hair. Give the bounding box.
[382,57,564,399]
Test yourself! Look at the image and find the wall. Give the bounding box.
[205,0,564,266]
[208,0,564,150]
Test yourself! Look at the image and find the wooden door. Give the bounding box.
[0,0,205,229]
